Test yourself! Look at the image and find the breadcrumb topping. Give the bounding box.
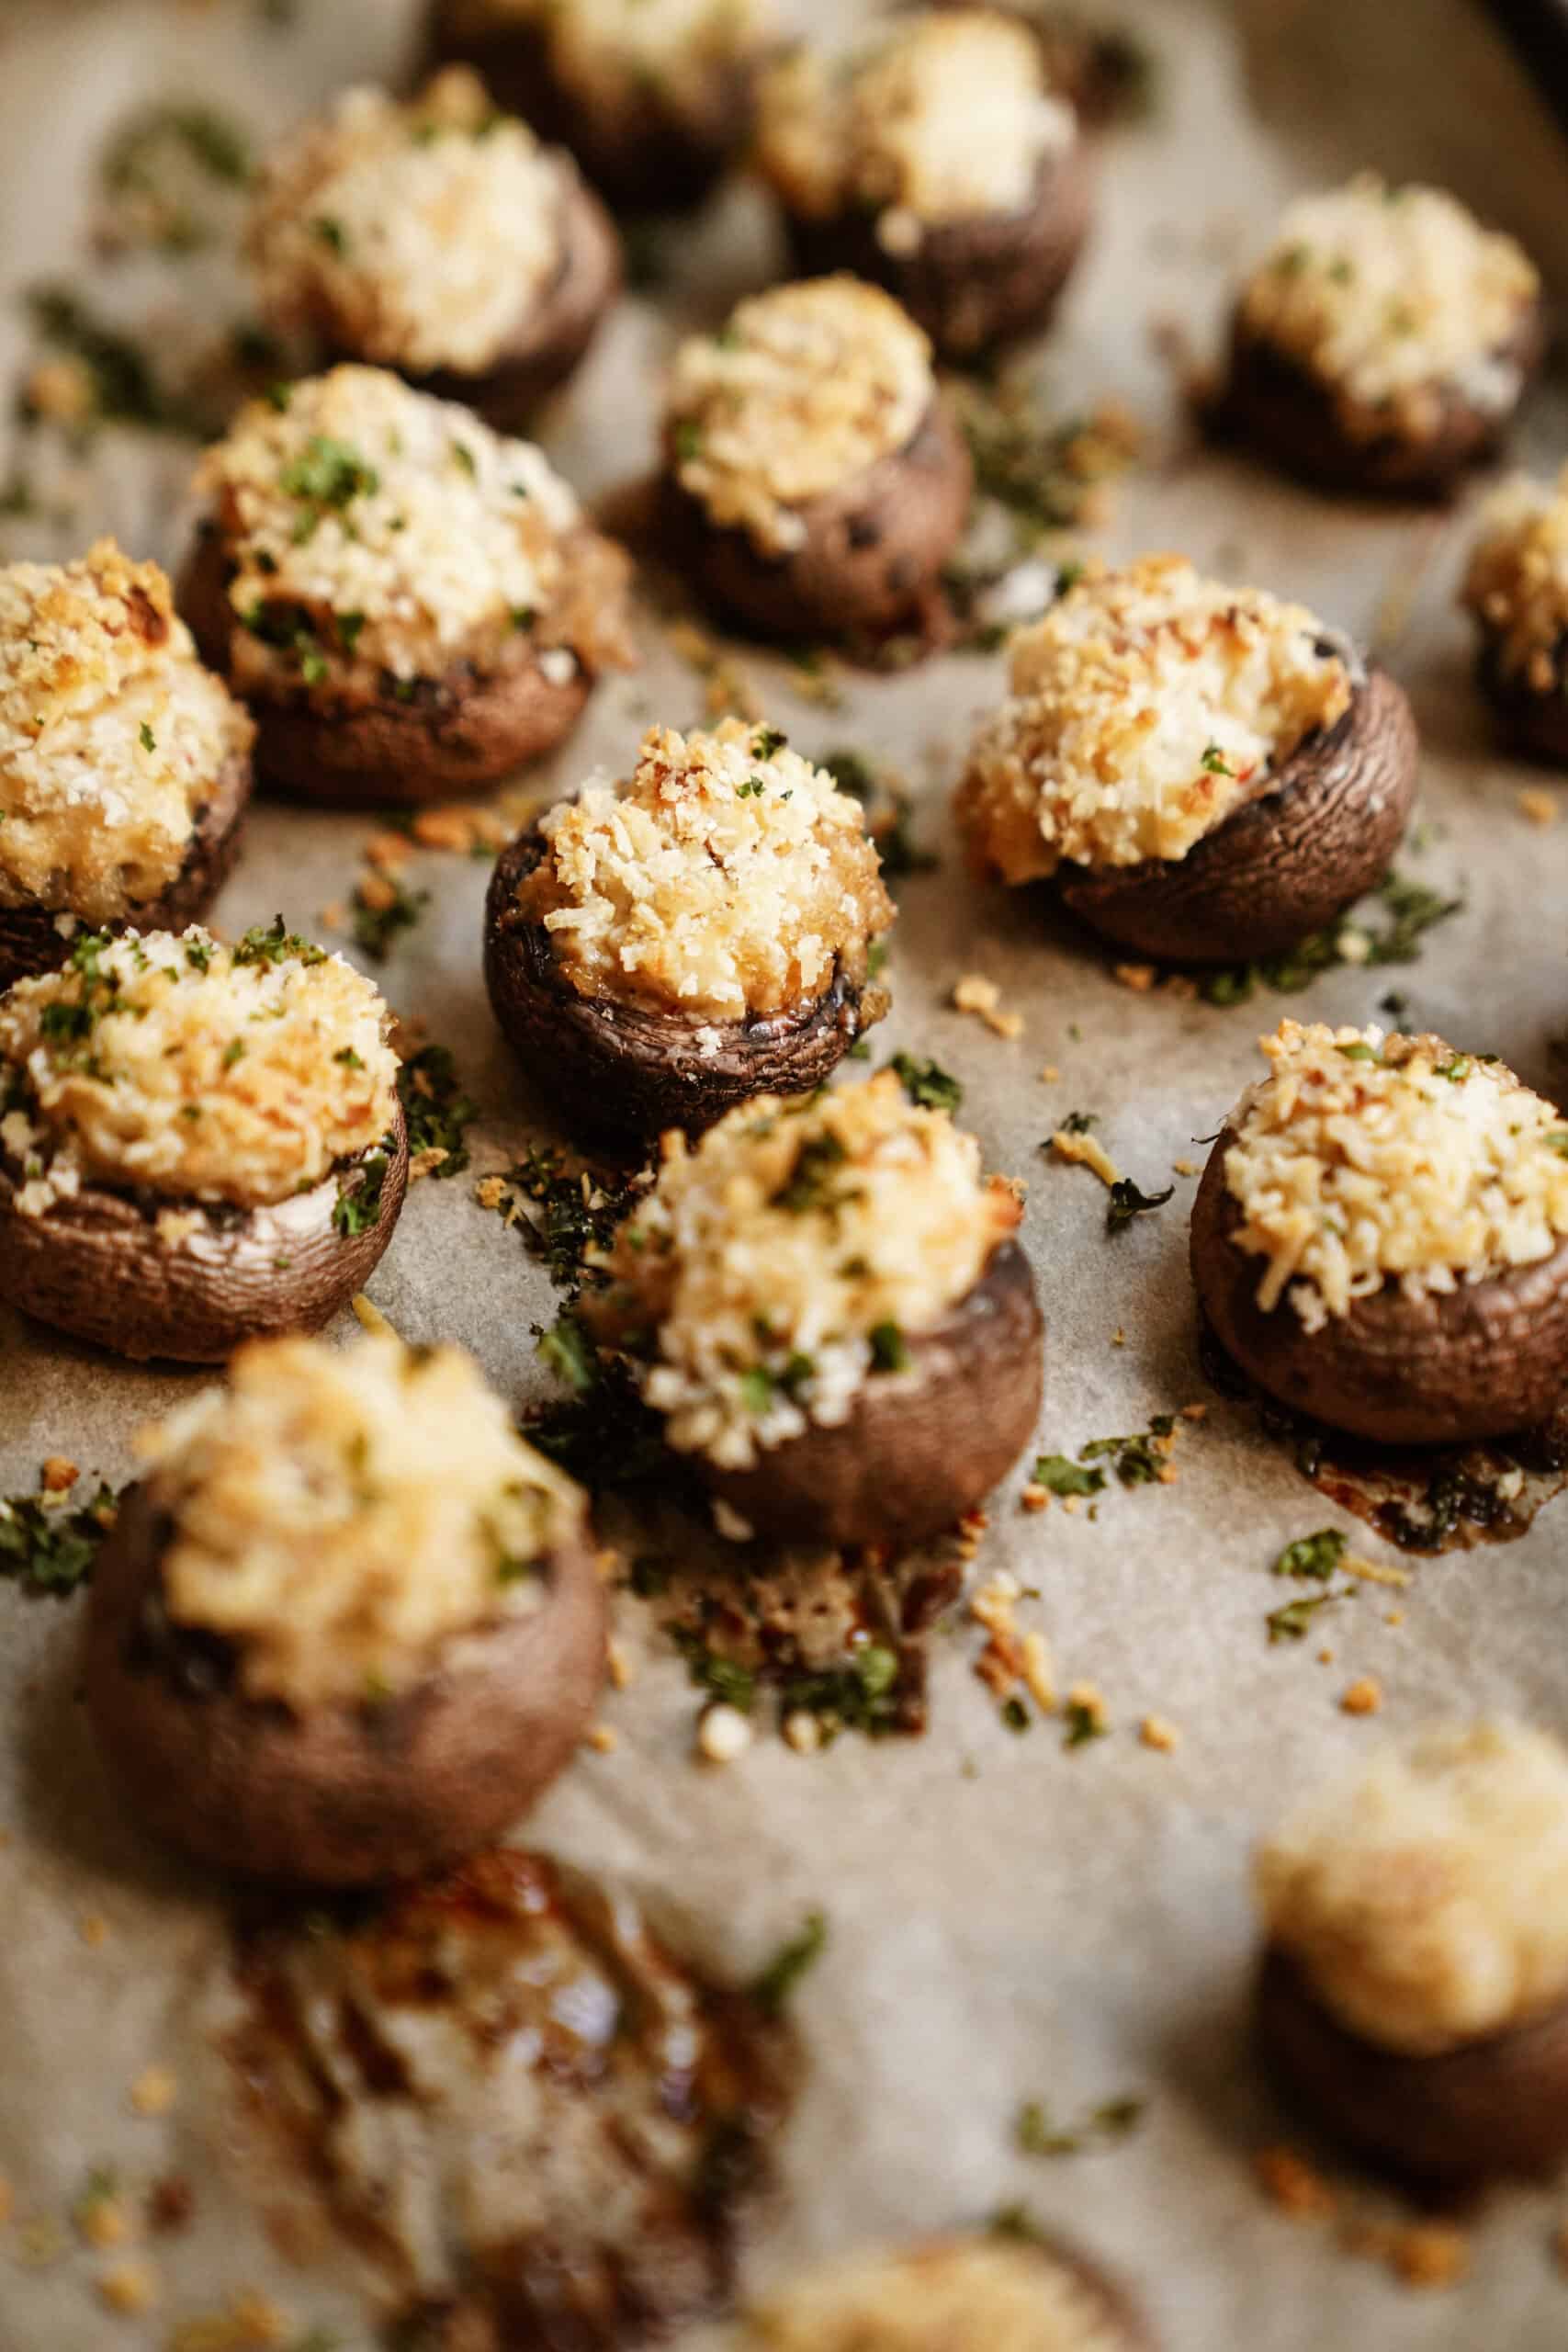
[956,556,1351,881]
[0,925,397,1212]
[667,277,935,556]
[1240,175,1539,442]
[727,2237,1126,2352]
[197,367,589,694]
[757,11,1075,234]
[590,1071,1019,1469]
[1462,462,1568,688]
[1257,1720,1568,2055]
[519,718,892,1019]
[1223,1019,1568,1330]
[250,70,562,376]
[141,1332,582,1708]
[446,0,765,119]
[0,542,252,922]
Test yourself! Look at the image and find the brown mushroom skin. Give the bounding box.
[179,526,600,809]
[700,1239,1043,1550]
[781,141,1094,361]
[1474,634,1568,768]
[0,1112,408,1365]
[85,1479,607,1885]
[1057,665,1418,965]
[665,398,973,644]
[483,826,891,1147]
[1190,1126,1568,1444]
[1258,1944,1568,2186]
[1220,300,1546,501]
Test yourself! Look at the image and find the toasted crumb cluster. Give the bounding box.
[197,367,595,695]
[1462,464,1568,687]
[141,1333,581,1708]
[726,2238,1126,2352]
[250,70,563,376]
[0,924,398,1213]
[590,1070,1020,1469]
[667,278,936,556]
[1258,1721,1568,2055]
[757,11,1075,236]
[519,718,892,1019]
[956,556,1351,881]
[0,542,252,923]
[1239,175,1540,442]
[1223,1020,1568,1331]
[446,0,765,117]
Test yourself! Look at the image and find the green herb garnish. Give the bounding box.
[1106,1177,1174,1234]
[750,1910,828,2014]
[1272,1528,1348,1581]
[0,1478,118,1599]
[887,1052,962,1114]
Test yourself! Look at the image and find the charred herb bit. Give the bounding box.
[332,1140,393,1238]
[869,1320,909,1374]
[1032,1453,1105,1498]
[351,876,428,963]
[1272,1528,1348,1581]
[525,1357,671,1492]
[504,1145,647,1296]
[989,2202,1049,2245]
[1000,1695,1032,1734]
[1080,1415,1178,1487]
[1200,742,1233,776]
[1062,1698,1106,1748]
[396,1044,478,1177]
[1059,1110,1098,1136]
[536,1311,597,1396]
[1015,2094,1144,2157]
[0,1477,119,1599]
[1266,1587,1352,1645]
[750,1910,828,2016]
[1105,1176,1173,1235]
[771,1129,850,1215]
[886,1052,963,1114]
[97,102,254,253]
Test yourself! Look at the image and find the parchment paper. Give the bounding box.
[5,3,1568,2346]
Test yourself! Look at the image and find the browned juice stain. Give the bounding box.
[224,1849,798,2351]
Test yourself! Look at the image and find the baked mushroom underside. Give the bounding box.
[702,1238,1044,1550]
[0,1112,409,1363]
[1258,1944,1568,2184]
[0,749,251,994]
[666,397,974,642]
[1190,1130,1568,1444]
[1058,664,1418,964]
[483,828,889,1146]
[1475,633,1568,765]
[85,1480,608,1884]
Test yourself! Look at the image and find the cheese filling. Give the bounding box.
[589,1071,1020,1471]
[444,0,766,118]
[0,923,398,1214]
[722,2239,1127,2352]
[956,556,1351,881]
[0,542,252,923]
[1222,1020,1568,1331]
[667,277,936,556]
[1239,175,1540,440]
[250,70,564,377]
[1462,463,1568,689]
[141,1333,583,1709]
[519,718,892,1019]
[1257,1721,1568,2056]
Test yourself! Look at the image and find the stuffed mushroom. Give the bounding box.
[424,0,778,216]
[1461,462,1568,764]
[85,1331,606,1884]
[662,277,972,644]
[956,556,1416,965]
[181,366,636,808]
[248,68,620,427]
[0,542,253,993]
[753,8,1092,360]
[1221,175,1543,501]
[485,718,894,1145]
[0,922,407,1363]
[585,1070,1043,1548]
[1191,1019,1568,1445]
[1256,1721,1568,2184]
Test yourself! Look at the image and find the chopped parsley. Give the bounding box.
[138,721,156,752]
[1198,869,1463,1007]
[674,419,704,462]
[669,1625,756,1713]
[1063,1699,1107,1749]
[869,1319,909,1373]
[1032,1453,1104,1498]
[818,746,937,880]
[311,215,346,254]
[1336,1041,1382,1065]
[1015,2095,1144,2156]
[777,1642,903,1737]
[332,1143,391,1238]
[735,774,766,799]
[232,916,326,967]
[220,1037,246,1069]
[280,434,378,539]
[1272,1528,1348,1581]
[502,1145,646,1297]
[750,1910,828,2015]
[1200,743,1233,776]
[1266,1588,1352,1644]
[351,876,427,962]
[536,1312,597,1396]
[752,727,786,759]
[1105,1176,1174,1234]
[886,1052,963,1114]
[771,1129,849,1215]
[0,1478,119,1599]
[396,1044,478,1176]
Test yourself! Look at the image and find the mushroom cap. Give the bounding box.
[1221,298,1546,500]
[0,745,251,994]
[483,823,890,1147]
[783,139,1095,359]
[1259,1942,1568,2185]
[0,1108,409,1364]
[85,1478,607,1885]
[666,396,973,642]
[1190,1123,1568,1444]
[1059,665,1418,965]
[703,1238,1043,1549]
[1474,637,1568,768]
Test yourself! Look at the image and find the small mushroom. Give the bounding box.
[662,277,972,644]
[1220,175,1543,501]
[1461,462,1568,765]
[0,922,409,1363]
[1190,1023,1568,1444]
[180,367,635,808]
[85,1336,606,1884]
[754,12,1092,361]
[587,1073,1043,1550]
[483,719,893,1147]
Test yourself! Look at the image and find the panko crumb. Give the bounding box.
[1519,786,1560,827]
[1255,2143,1337,2220]
[79,1913,109,1947]
[129,2066,178,2119]
[697,1702,753,1764]
[1388,2222,1471,2291]
[1339,1676,1383,1716]
[1139,1713,1179,1752]
[96,2260,160,2315]
[953,972,1024,1039]
[39,1456,78,1492]
[166,2291,294,2350]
